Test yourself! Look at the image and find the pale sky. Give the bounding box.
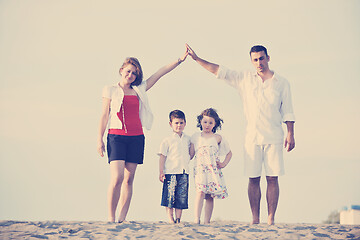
[1,0,359,224]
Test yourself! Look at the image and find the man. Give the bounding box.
[186,44,295,225]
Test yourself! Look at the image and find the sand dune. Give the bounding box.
[1,220,359,239]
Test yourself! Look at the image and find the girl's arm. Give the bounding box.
[216,134,232,168]
[145,49,188,91]
[159,154,166,183]
[217,151,232,169]
[97,98,111,157]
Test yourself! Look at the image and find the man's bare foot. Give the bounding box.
[268,215,275,225]
[252,219,260,224]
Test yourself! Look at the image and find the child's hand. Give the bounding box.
[217,161,227,169]
[159,172,165,183]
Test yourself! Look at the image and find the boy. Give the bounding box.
[158,110,191,224]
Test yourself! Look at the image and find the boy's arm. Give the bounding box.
[159,154,166,182]
[186,43,219,75]
[189,143,195,160]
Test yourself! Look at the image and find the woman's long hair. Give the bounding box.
[119,57,143,87]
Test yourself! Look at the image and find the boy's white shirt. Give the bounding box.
[158,132,191,174]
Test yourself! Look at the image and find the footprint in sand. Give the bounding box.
[313,232,330,238]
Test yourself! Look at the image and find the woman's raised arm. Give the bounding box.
[145,48,188,91]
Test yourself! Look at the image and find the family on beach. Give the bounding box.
[97,44,296,226]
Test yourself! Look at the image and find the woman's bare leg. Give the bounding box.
[117,162,137,222]
[107,160,125,222]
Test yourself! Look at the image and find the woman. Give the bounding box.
[97,49,188,222]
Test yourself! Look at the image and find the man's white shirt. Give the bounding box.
[217,65,295,145]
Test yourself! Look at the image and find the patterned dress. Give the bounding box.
[191,132,231,199]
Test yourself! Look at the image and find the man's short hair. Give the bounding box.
[169,110,186,122]
[250,45,268,57]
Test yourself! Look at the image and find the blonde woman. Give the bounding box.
[98,49,188,223]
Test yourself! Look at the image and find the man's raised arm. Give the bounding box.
[186,43,219,75]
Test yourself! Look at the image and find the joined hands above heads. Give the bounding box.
[177,44,198,64]
[178,47,189,63]
[185,43,198,61]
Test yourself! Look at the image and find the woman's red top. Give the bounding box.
[108,95,144,136]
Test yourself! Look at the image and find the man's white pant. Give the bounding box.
[244,143,284,178]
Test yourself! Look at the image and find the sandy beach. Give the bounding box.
[1,220,359,239]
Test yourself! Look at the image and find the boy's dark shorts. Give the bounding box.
[161,173,189,209]
[107,134,145,164]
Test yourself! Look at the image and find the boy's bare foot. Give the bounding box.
[118,218,126,223]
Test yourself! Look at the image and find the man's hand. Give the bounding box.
[284,134,295,152]
[186,43,198,61]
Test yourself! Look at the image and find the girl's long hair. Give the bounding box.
[197,108,223,133]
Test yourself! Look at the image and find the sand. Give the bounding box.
[1,220,359,239]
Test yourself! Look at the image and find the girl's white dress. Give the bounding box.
[191,132,231,199]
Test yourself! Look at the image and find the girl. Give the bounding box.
[97,49,188,223]
[190,108,232,224]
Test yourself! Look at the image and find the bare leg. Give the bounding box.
[266,176,279,225]
[175,209,182,223]
[166,207,175,223]
[118,162,138,222]
[248,177,261,224]
[204,194,214,224]
[194,191,205,224]
[107,161,125,222]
